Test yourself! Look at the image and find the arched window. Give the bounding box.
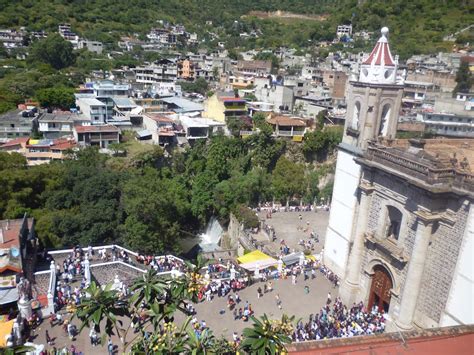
[385,206,402,240]
[378,104,391,136]
[351,101,361,130]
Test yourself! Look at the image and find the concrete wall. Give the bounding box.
[324,148,361,277]
[142,115,159,143]
[203,95,225,122]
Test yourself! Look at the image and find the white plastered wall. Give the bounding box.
[440,203,474,326]
[324,149,361,277]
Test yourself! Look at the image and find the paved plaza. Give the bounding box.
[33,210,336,353]
[258,209,330,255]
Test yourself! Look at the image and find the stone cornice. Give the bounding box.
[359,181,375,194]
[414,210,456,226]
[364,232,409,268]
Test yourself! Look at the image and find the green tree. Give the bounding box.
[179,77,209,95]
[453,60,473,95]
[271,156,305,206]
[241,314,293,354]
[36,87,75,110]
[28,34,76,69]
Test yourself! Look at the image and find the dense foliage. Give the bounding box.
[179,78,209,95]
[0,131,339,253]
[28,34,76,70]
[0,0,470,57]
[36,87,76,110]
[453,60,473,95]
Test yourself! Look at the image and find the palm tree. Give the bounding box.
[130,269,167,308]
[241,314,293,355]
[185,327,217,354]
[1,345,34,354]
[74,282,127,349]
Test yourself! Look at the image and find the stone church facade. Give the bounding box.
[324,28,474,331]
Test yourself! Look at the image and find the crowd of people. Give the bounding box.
[292,298,386,341]
[136,254,185,273]
[27,205,384,354]
[199,277,248,302]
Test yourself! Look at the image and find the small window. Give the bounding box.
[385,206,402,240]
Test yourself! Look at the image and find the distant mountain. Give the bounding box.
[0,0,471,57]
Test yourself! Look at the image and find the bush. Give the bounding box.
[233,205,259,229]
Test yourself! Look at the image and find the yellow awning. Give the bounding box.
[28,139,39,145]
[0,319,14,347]
[237,250,273,264]
[306,254,317,261]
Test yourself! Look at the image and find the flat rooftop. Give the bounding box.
[76,97,106,106]
[39,112,89,122]
[75,125,119,133]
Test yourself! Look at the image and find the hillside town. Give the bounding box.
[0,3,473,354]
[1,22,474,164]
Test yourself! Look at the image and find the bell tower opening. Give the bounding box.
[351,101,361,130]
[378,103,392,137]
[368,265,393,313]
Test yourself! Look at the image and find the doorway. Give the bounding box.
[368,265,393,313]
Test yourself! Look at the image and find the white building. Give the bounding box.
[75,96,107,124]
[422,96,474,137]
[253,77,294,112]
[58,23,79,48]
[77,40,103,54]
[133,60,178,85]
[337,24,353,38]
[38,112,89,139]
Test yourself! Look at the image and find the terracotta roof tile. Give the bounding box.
[267,116,306,127]
[75,125,119,133]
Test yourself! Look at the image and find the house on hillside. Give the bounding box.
[179,116,225,141]
[0,110,37,140]
[0,137,29,154]
[38,111,89,139]
[236,60,272,76]
[203,93,248,123]
[73,125,120,148]
[142,113,176,145]
[266,115,307,141]
[25,137,76,165]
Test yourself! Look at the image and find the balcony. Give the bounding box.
[363,142,474,192]
[364,232,408,269]
[346,126,360,137]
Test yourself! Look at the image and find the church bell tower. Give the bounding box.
[323,28,404,278]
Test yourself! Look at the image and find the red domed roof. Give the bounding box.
[362,28,395,67]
